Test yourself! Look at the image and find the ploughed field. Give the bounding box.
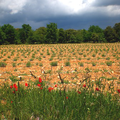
[0,43,120,94]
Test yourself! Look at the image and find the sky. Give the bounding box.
[0,0,120,30]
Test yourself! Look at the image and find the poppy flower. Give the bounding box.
[117,89,120,93]
[37,84,41,87]
[13,84,18,89]
[11,101,13,103]
[83,84,86,87]
[66,97,68,99]
[13,91,15,94]
[96,88,99,91]
[39,77,42,83]
[55,84,57,87]
[48,87,54,92]
[77,91,81,94]
[10,85,13,89]
[15,88,18,91]
[25,83,28,87]
[40,87,43,90]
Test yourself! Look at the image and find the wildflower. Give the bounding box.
[25,83,28,87]
[10,85,13,89]
[117,89,120,93]
[77,91,81,94]
[37,84,41,87]
[96,88,99,91]
[48,87,54,92]
[66,97,68,99]
[39,77,42,83]
[15,88,18,91]
[40,87,43,90]
[55,84,57,87]
[13,84,18,89]
[83,84,86,87]
[13,91,15,94]
[11,101,13,103]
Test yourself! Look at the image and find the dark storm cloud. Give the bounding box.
[0,0,120,30]
[92,0,120,6]
[46,12,120,30]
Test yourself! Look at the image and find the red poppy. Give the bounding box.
[96,88,99,91]
[15,88,18,91]
[39,77,42,83]
[48,87,54,92]
[83,84,86,87]
[40,87,43,90]
[37,84,41,87]
[13,84,18,89]
[55,84,57,87]
[66,97,68,99]
[10,85,13,89]
[13,91,15,94]
[11,101,13,103]
[25,83,28,87]
[77,91,81,94]
[117,89,120,93]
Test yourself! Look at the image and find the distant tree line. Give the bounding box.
[0,22,120,45]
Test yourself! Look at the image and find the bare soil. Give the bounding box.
[0,43,120,93]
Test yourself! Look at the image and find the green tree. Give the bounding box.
[69,34,76,43]
[0,27,6,45]
[1,24,16,44]
[91,33,99,43]
[14,28,21,44]
[26,30,35,44]
[81,29,91,42]
[104,26,117,42]
[75,30,83,43]
[88,25,105,43]
[88,25,103,33]
[34,27,47,43]
[19,24,32,44]
[65,29,77,43]
[46,23,58,43]
[58,28,65,43]
[113,22,120,42]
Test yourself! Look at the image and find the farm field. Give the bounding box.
[0,43,120,119]
[0,43,120,92]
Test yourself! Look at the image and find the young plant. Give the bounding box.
[106,61,112,66]
[50,61,58,66]
[65,61,70,66]
[26,61,31,67]
[0,62,7,67]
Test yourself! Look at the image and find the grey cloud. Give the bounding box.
[92,0,120,6]
[0,0,120,30]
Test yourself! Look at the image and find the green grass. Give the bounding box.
[9,75,19,82]
[0,81,120,120]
